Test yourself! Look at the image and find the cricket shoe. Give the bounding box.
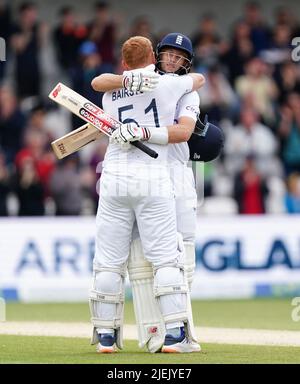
[96,333,117,353]
[161,327,201,353]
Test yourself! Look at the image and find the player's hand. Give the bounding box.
[194,114,209,136]
[110,123,151,150]
[122,64,160,92]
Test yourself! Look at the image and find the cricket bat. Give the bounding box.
[48,83,158,159]
[51,123,103,159]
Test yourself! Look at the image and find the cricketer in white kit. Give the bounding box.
[129,90,200,352]
[89,36,204,353]
[93,33,203,353]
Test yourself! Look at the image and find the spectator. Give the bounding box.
[10,2,44,98]
[15,128,56,193]
[127,16,157,46]
[49,155,83,216]
[243,1,271,54]
[260,24,292,74]
[88,1,116,71]
[191,13,226,71]
[284,172,300,213]
[0,85,26,165]
[224,106,279,177]
[278,93,300,175]
[53,6,87,74]
[14,156,45,216]
[276,62,300,105]
[222,21,255,86]
[0,1,13,82]
[24,102,54,146]
[235,57,278,126]
[0,1,12,42]
[0,150,10,215]
[71,41,111,105]
[70,41,112,128]
[274,5,295,28]
[274,5,300,38]
[198,64,237,123]
[234,154,269,214]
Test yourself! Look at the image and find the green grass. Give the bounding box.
[0,335,300,364]
[2,299,300,364]
[5,298,300,330]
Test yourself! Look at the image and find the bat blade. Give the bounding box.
[51,123,103,159]
[49,83,158,159]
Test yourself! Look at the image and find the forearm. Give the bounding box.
[91,74,123,92]
[145,124,193,145]
[165,124,194,143]
[148,117,196,144]
[148,125,193,145]
[189,73,206,92]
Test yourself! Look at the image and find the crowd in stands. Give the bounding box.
[1,1,300,216]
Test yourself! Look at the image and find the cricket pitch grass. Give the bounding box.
[1,299,300,364]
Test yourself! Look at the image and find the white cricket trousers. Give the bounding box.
[94,164,180,269]
[171,164,197,243]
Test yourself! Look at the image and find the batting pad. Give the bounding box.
[89,266,126,349]
[128,238,166,353]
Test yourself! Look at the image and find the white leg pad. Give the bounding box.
[128,238,166,353]
[183,241,198,343]
[153,234,198,345]
[153,265,188,324]
[89,266,126,349]
[184,241,196,289]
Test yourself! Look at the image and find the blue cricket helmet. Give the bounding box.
[156,33,194,75]
[188,115,225,162]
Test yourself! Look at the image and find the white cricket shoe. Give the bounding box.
[96,333,117,353]
[161,327,201,353]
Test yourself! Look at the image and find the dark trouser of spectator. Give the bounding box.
[0,184,9,216]
[17,183,45,216]
[284,163,300,177]
[16,68,41,98]
[0,62,6,83]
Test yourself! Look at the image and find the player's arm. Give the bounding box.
[91,68,204,93]
[165,91,200,143]
[165,116,195,143]
[111,120,194,147]
[91,74,123,91]
[188,73,205,92]
[91,64,159,93]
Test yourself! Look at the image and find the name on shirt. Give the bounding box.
[112,89,144,101]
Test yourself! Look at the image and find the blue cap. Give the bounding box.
[79,41,98,56]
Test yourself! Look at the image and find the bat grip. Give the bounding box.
[131,141,158,159]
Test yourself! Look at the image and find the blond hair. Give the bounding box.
[122,36,154,69]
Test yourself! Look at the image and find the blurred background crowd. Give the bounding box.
[1,0,300,216]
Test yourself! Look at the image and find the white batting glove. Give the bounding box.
[122,64,160,92]
[110,123,151,150]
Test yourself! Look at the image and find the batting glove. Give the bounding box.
[110,123,151,150]
[122,64,160,92]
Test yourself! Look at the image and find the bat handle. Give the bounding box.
[131,141,158,159]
